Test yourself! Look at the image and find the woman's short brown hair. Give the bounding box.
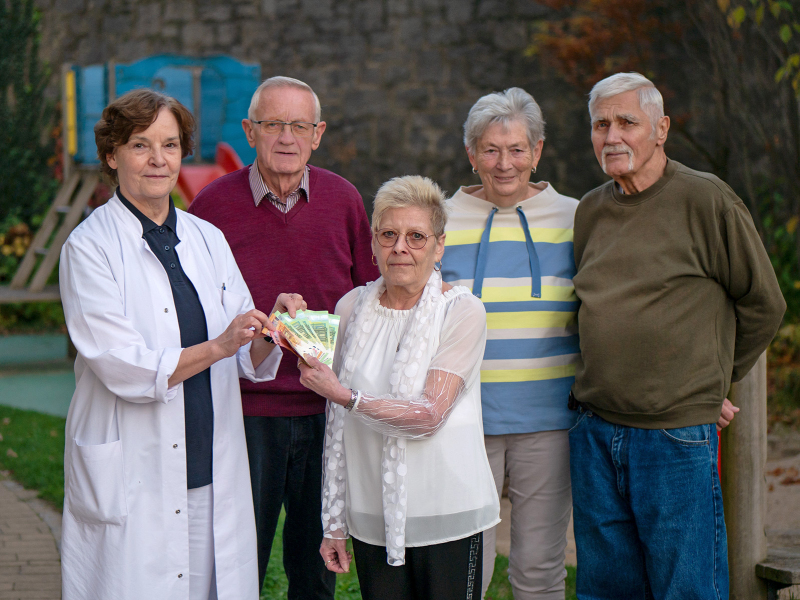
[94,89,195,184]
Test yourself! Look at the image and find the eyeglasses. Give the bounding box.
[250,120,318,137]
[374,228,433,250]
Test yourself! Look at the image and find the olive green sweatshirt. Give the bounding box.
[572,160,786,428]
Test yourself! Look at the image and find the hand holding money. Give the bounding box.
[270,293,307,319]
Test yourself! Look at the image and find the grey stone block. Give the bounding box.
[398,17,424,46]
[199,5,232,22]
[354,1,385,31]
[54,0,85,15]
[216,23,238,46]
[492,21,527,51]
[396,87,429,109]
[163,1,195,22]
[445,0,471,24]
[182,22,215,49]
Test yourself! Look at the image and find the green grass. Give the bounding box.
[262,510,578,599]
[0,405,577,599]
[0,405,65,508]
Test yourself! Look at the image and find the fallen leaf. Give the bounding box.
[49,430,57,437]
[0,433,3,441]
[780,475,800,485]
[6,449,17,458]
[768,484,775,492]
[1,418,9,425]
[768,467,785,477]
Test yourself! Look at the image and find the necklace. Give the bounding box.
[389,312,412,352]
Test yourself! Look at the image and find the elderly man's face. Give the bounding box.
[243,86,326,180]
[591,90,665,180]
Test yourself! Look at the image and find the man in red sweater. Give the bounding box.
[189,76,377,599]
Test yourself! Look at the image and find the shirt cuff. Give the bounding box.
[158,347,184,404]
[238,342,282,382]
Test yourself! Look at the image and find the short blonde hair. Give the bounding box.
[372,176,448,237]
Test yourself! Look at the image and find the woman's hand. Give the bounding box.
[213,309,270,359]
[298,356,351,406]
[320,537,351,573]
[169,309,269,387]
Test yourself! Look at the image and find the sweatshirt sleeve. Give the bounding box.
[716,200,786,381]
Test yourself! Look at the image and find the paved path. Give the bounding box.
[0,479,61,600]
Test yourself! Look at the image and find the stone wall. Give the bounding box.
[33,0,605,204]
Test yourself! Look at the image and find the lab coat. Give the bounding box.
[58,194,281,600]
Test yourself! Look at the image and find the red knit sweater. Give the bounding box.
[189,165,379,416]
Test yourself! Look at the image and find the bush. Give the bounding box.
[0,0,57,224]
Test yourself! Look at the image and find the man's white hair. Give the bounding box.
[588,72,664,132]
[247,76,321,122]
[463,87,546,156]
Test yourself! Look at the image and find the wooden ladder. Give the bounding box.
[0,170,99,304]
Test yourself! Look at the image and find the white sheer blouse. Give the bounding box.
[322,286,500,548]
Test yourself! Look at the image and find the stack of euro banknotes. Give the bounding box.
[264,310,340,367]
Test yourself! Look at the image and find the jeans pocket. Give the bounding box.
[568,409,590,433]
[659,424,711,446]
[66,438,128,526]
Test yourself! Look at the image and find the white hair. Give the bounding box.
[247,76,321,122]
[463,87,546,156]
[588,72,664,133]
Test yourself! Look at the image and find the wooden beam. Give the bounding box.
[0,285,60,304]
[28,172,99,293]
[722,352,768,599]
[9,173,80,289]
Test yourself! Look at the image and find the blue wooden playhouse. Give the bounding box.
[66,54,260,166]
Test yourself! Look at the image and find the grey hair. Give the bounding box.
[588,72,664,132]
[372,176,448,238]
[247,76,322,122]
[463,87,546,156]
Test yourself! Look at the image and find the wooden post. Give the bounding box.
[721,352,768,599]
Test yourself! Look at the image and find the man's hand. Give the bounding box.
[320,537,351,573]
[717,398,740,431]
[270,293,307,320]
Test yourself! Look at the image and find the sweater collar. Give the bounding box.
[610,159,678,206]
[450,181,560,214]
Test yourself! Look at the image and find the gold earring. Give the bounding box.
[371,255,378,266]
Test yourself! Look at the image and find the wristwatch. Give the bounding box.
[344,389,358,411]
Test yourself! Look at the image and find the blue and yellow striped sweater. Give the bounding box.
[442,184,579,435]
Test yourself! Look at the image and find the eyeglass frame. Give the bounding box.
[249,119,320,137]
[374,228,435,250]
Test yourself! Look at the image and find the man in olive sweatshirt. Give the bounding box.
[569,72,785,598]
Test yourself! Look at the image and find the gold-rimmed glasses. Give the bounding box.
[374,228,432,250]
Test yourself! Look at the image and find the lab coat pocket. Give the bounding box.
[221,288,249,319]
[67,438,128,526]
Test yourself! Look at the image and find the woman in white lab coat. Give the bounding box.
[59,89,299,600]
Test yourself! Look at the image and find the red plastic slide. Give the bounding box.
[175,142,244,207]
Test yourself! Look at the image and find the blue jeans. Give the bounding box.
[569,409,728,600]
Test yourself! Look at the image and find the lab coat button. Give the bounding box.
[178,573,183,578]
[175,509,180,514]
[173,444,178,448]
[164,308,168,313]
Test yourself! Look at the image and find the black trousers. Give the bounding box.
[243,414,335,600]
[352,532,483,600]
